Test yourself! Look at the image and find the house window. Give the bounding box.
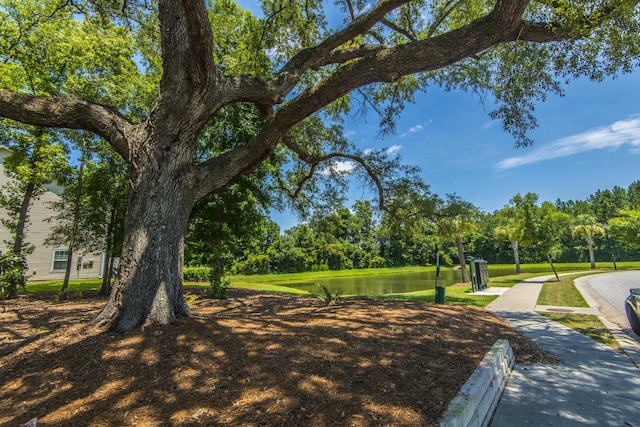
[51,250,69,271]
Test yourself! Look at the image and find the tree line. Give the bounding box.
[184,183,640,280]
[2,128,640,295]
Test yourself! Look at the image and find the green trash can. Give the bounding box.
[435,286,445,304]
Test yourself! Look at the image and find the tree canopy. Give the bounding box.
[0,0,639,330]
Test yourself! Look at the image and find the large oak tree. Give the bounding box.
[0,0,638,330]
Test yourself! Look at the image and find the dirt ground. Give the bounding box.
[0,286,559,427]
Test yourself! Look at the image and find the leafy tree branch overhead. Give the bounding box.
[0,0,638,330]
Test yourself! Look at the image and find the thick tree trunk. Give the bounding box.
[93,144,195,331]
[510,240,521,274]
[456,234,469,282]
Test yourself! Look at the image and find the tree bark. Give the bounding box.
[61,145,86,300]
[547,253,559,281]
[510,240,521,274]
[456,234,469,283]
[13,182,35,256]
[100,201,118,296]
[587,237,596,269]
[93,141,195,331]
[6,182,35,298]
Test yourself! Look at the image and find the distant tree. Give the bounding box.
[45,137,128,297]
[46,136,89,299]
[589,187,629,224]
[378,176,439,267]
[537,202,571,280]
[570,214,605,269]
[348,200,381,268]
[609,209,640,250]
[187,182,270,296]
[0,127,67,258]
[627,181,640,209]
[437,195,480,282]
[494,206,524,273]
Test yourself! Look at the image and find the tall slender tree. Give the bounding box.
[436,195,480,282]
[0,127,67,297]
[570,214,605,269]
[494,206,524,273]
[537,202,571,280]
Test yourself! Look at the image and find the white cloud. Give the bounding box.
[495,116,640,170]
[386,145,402,155]
[321,160,356,176]
[399,124,424,138]
[363,148,373,155]
[356,2,373,15]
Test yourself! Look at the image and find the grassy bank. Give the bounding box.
[19,265,636,349]
[535,274,620,349]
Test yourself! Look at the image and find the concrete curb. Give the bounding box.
[438,339,514,427]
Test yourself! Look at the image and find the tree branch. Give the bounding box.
[381,18,417,41]
[282,135,387,209]
[157,0,218,95]
[182,0,218,81]
[427,0,464,37]
[0,91,134,162]
[198,0,634,202]
[264,0,409,93]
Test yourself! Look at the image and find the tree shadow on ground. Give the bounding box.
[0,289,556,426]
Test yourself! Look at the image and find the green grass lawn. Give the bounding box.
[535,274,623,349]
[228,265,437,285]
[19,264,636,350]
[382,283,498,307]
[24,279,104,293]
[537,276,589,307]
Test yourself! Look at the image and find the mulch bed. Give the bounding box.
[0,287,558,426]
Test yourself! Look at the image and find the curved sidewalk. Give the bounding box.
[486,275,640,427]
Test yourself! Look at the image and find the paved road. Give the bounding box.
[578,271,640,317]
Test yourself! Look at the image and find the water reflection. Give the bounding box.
[282,266,566,296]
[285,269,464,296]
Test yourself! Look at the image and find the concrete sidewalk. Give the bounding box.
[486,275,640,427]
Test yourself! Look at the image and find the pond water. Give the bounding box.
[282,265,565,296]
[285,269,464,296]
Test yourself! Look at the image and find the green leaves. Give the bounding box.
[609,208,640,249]
[0,0,147,110]
[0,251,26,301]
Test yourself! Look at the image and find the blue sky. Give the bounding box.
[234,0,640,231]
[271,70,640,231]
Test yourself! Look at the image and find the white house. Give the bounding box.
[0,145,105,281]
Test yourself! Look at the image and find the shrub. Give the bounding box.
[183,265,211,282]
[0,252,27,308]
[368,256,386,268]
[234,254,271,275]
[316,285,343,306]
